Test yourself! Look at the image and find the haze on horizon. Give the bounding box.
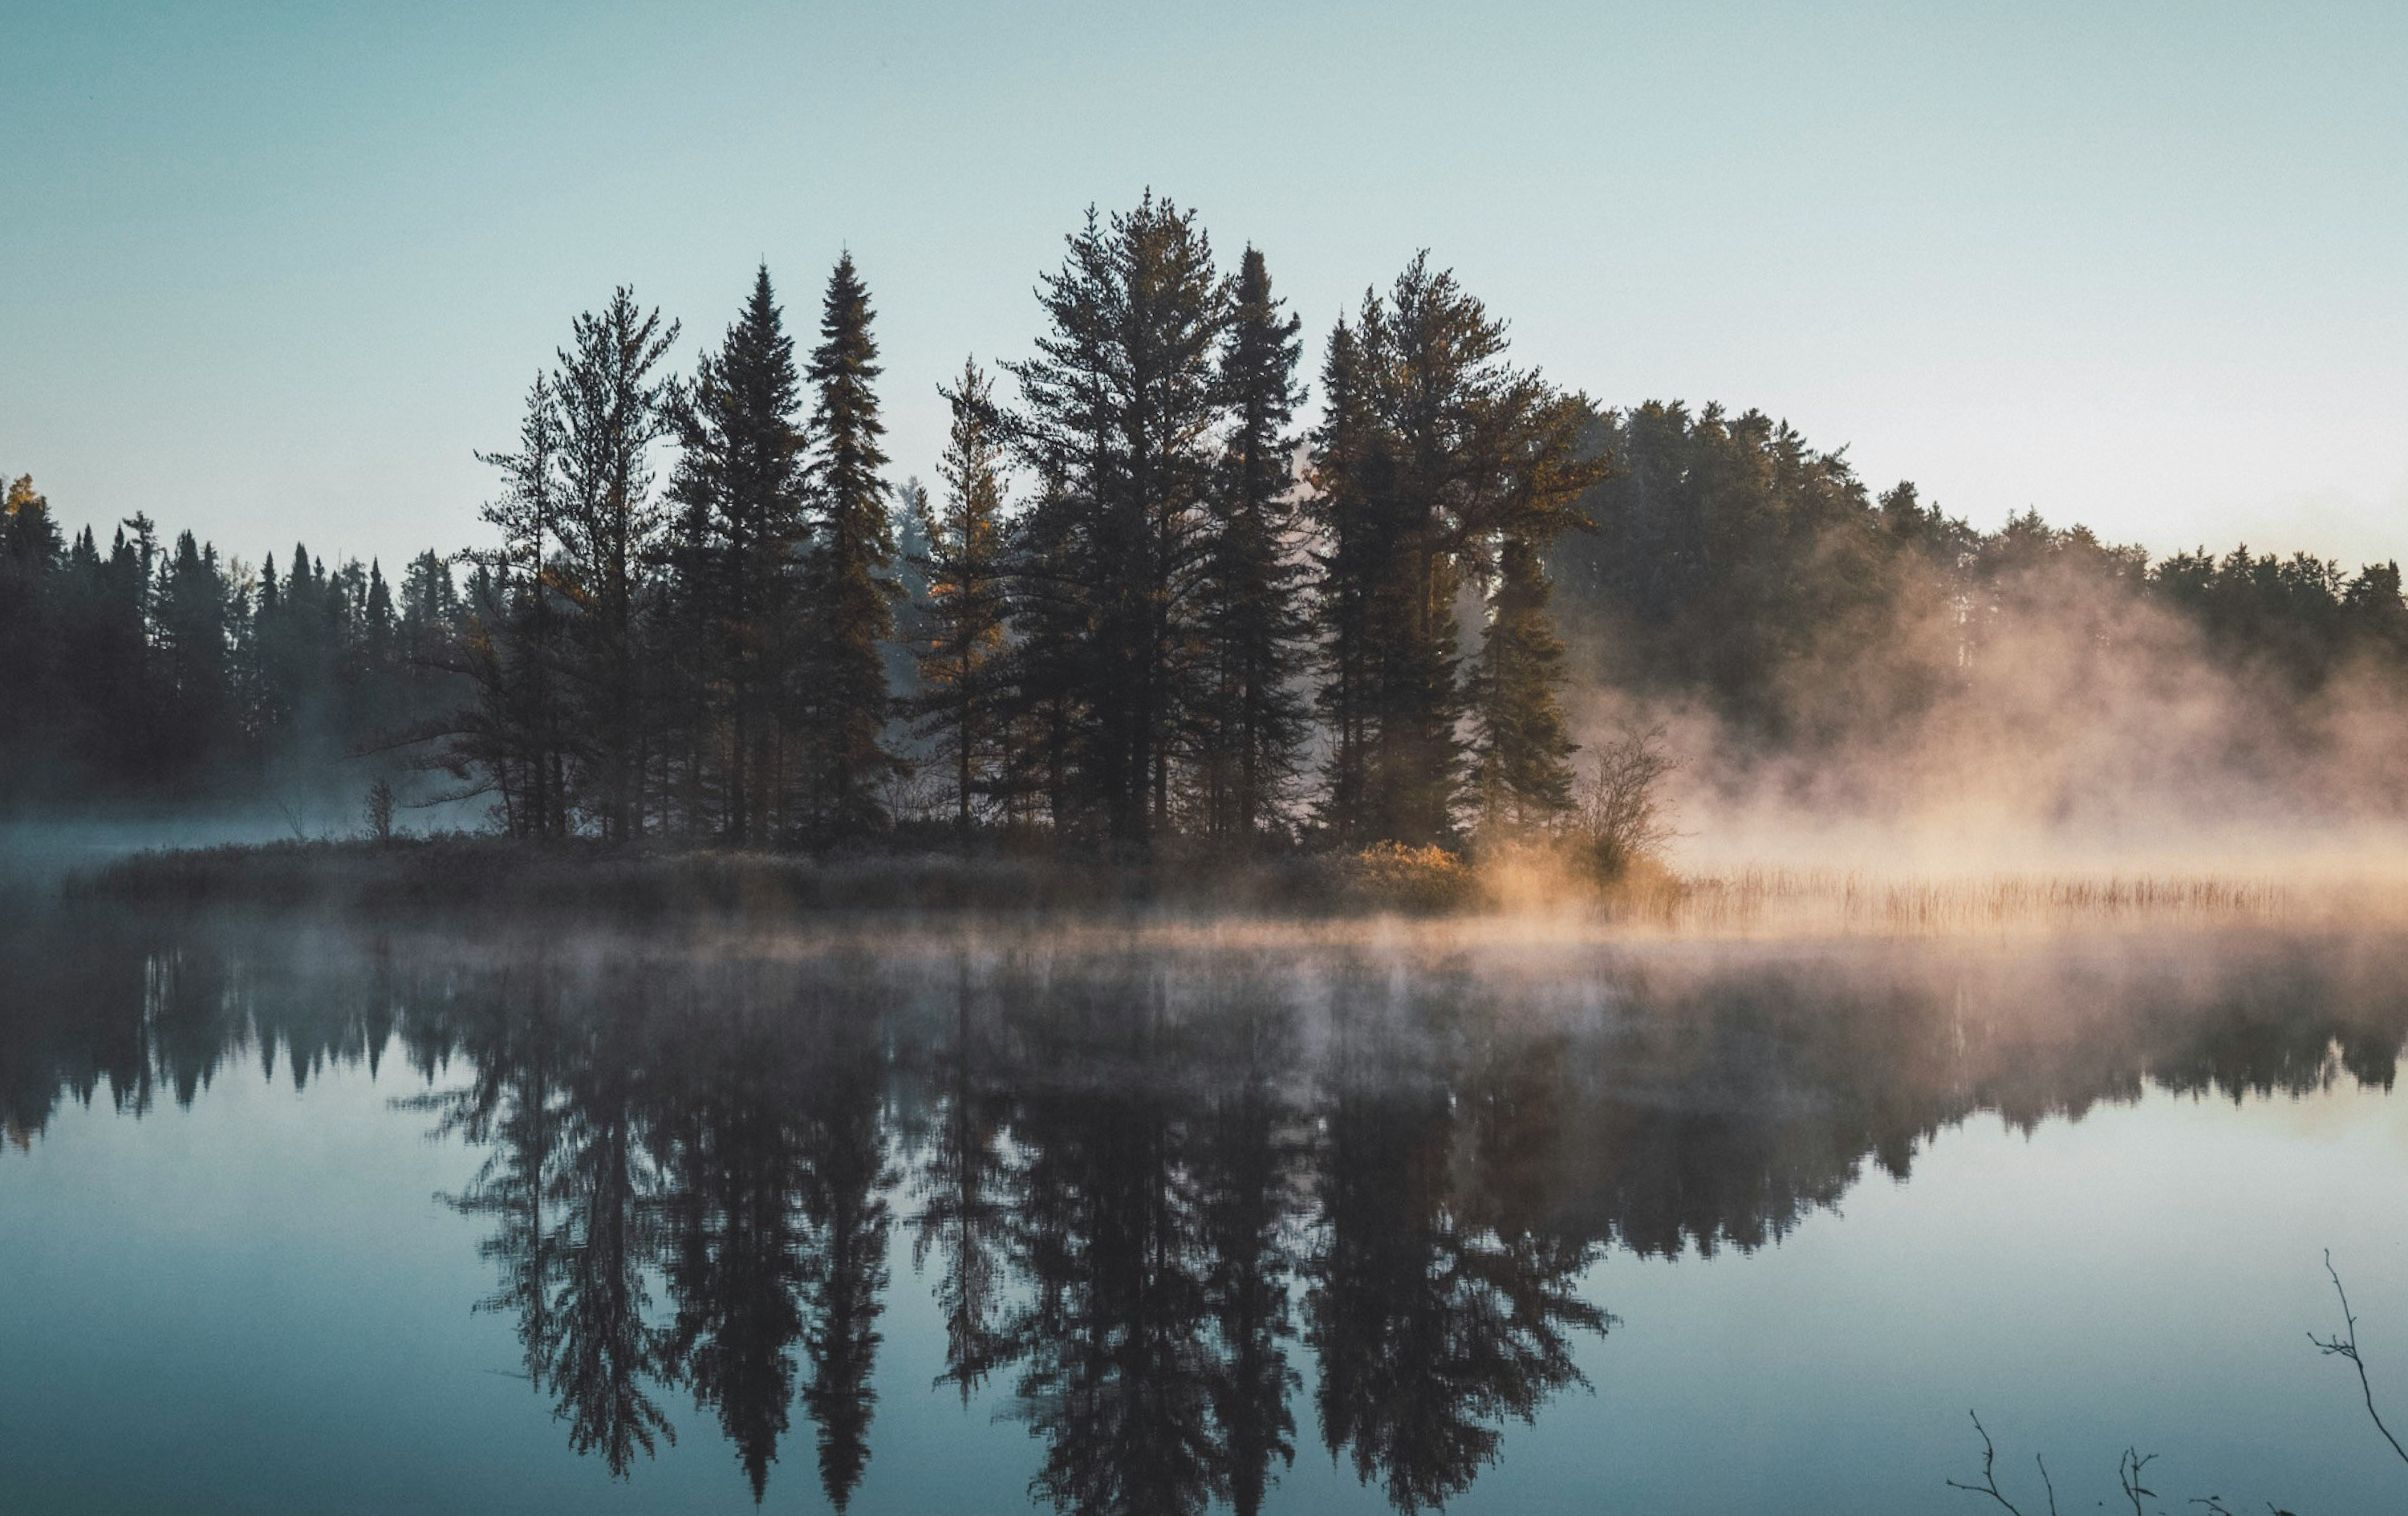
[3,0,2404,574]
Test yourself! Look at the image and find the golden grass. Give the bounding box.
[1641,865,2294,937]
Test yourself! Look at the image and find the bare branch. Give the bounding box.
[2118,1447,2158,1515]
[1947,1411,2032,1516]
[2309,1248,2408,1467]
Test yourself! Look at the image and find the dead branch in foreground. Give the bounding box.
[2309,1247,2408,1469]
[1947,1410,2057,1516]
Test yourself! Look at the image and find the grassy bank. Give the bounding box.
[63,835,1380,919]
[57,835,2333,938]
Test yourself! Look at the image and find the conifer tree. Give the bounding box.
[0,478,63,794]
[553,289,680,840]
[1195,246,1308,843]
[800,253,902,839]
[906,359,1013,835]
[1468,534,1578,831]
[470,376,571,836]
[995,461,1086,831]
[1307,322,1380,843]
[363,561,396,674]
[1005,195,1228,847]
[670,266,810,843]
[883,478,933,713]
[1309,257,1603,847]
[153,530,232,773]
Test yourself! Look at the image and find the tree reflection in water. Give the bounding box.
[6,921,2406,1511]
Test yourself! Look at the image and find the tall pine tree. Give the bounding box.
[552,288,680,840]
[468,375,572,837]
[1194,246,1308,844]
[1467,534,1578,832]
[906,359,1013,836]
[799,254,903,840]
[1309,256,1603,847]
[670,266,810,844]
[1005,195,1227,848]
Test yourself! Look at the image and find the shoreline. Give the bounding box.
[44,835,2351,941]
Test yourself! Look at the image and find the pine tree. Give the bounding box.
[1308,321,1379,844]
[1468,534,1578,832]
[669,266,810,844]
[800,254,902,840]
[995,460,1086,831]
[469,376,572,836]
[153,530,232,777]
[108,518,160,780]
[553,289,680,840]
[1195,246,1308,844]
[1308,257,1604,847]
[1005,195,1228,847]
[906,360,1013,836]
[0,477,63,796]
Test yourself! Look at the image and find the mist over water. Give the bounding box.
[7,909,2408,1513]
[1565,560,2408,883]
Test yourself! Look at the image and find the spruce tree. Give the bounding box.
[1308,320,1379,843]
[0,478,63,795]
[153,530,232,774]
[1005,195,1228,847]
[1468,534,1578,832]
[552,288,680,840]
[800,253,902,839]
[670,266,810,844]
[1309,256,1604,847]
[471,376,571,836]
[1196,246,1308,843]
[906,359,1013,836]
[995,460,1087,831]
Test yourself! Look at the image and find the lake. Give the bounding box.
[5,909,2407,1514]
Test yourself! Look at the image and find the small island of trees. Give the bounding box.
[5,193,2405,880]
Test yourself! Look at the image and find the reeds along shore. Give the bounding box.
[55,835,2371,939]
[1661,867,2296,935]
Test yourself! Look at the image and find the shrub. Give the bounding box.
[1569,725,1677,882]
[1346,841,1475,912]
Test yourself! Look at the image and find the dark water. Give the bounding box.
[6,913,2408,1514]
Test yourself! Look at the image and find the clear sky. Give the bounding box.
[5,0,2403,574]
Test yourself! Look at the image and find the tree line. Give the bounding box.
[1553,401,2408,753]
[7,194,2406,845]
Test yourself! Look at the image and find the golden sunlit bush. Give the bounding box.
[1346,841,1476,913]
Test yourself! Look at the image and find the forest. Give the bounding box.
[6,193,2406,856]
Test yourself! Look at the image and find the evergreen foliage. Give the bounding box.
[668,265,811,844]
[550,287,680,841]
[1308,256,1606,846]
[9,196,2408,851]
[800,253,904,839]
[1468,534,1578,831]
[464,375,572,837]
[1003,196,1228,848]
[904,360,1014,835]
[1193,246,1310,843]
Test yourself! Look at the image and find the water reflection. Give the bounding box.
[4,921,2404,1510]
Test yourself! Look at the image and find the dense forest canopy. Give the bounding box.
[5,197,2405,850]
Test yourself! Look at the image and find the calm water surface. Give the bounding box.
[6,912,2408,1514]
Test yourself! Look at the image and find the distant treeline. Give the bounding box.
[5,193,2404,844]
[1557,403,2408,747]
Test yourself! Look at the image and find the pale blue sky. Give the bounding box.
[4,1,2403,571]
